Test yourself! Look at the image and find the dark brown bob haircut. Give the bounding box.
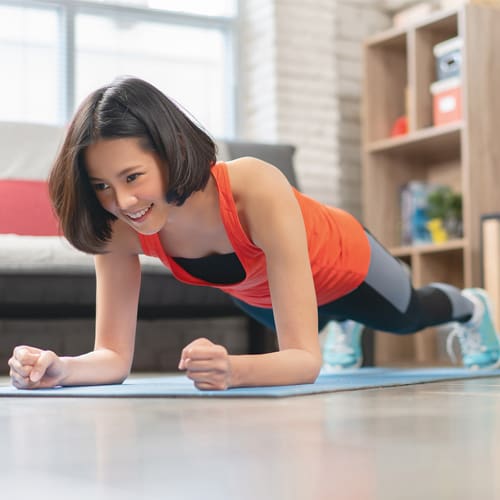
[49,76,217,254]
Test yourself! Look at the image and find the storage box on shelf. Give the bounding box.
[362,5,500,366]
[434,36,462,80]
[430,76,462,126]
[430,36,463,126]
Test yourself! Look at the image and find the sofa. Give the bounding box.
[0,122,298,372]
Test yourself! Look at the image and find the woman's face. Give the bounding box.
[85,137,169,235]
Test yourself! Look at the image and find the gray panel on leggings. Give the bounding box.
[364,232,412,314]
[428,282,473,320]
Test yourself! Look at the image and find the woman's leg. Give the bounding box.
[233,230,499,369]
[230,298,276,330]
[320,231,500,369]
[231,298,330,332]
[319,231,474,334]
[231,229,474,341]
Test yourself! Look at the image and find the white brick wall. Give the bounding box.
[239,0,391,219]
[239,0,278,142]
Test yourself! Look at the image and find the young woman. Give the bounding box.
[8,77,500,391]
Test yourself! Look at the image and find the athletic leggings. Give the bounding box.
[232,231,474,334]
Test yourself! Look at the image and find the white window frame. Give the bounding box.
[0,0,238,137]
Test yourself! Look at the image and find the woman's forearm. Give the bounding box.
[228,349,322,388]
[59,348,132,386]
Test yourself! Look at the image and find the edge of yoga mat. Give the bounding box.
[0,367,499,398]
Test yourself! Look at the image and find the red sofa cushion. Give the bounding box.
[0,179,61,236]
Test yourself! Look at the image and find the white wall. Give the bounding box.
[239,0,391,219]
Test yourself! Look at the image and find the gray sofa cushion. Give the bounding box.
[225,141,298,188]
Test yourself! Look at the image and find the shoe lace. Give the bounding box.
[446,322,485,364]
[330,330,354,354]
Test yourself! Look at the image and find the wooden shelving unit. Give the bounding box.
[362,5,500,365]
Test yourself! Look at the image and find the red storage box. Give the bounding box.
[430,76,462,126]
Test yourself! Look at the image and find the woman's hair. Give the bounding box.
[49,76,217,254]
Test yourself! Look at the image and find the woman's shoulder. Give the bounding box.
[224,157,292,199]
[224,156,282,174]
[222,158,299,245]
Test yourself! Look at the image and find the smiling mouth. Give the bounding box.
[125,203,153,222]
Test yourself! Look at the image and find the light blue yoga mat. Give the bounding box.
[1,367,499,398]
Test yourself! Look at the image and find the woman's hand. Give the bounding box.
[178,338,232,391]
[8,346,67,389]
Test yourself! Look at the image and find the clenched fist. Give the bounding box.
[178,337,232,391]
[8,346,66,389]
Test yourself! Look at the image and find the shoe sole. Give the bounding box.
[321,357,363,373]
[466,354,500,371]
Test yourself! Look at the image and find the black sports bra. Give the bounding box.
[172,252,246,285]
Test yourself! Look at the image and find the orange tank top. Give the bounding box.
[138,161,370,308]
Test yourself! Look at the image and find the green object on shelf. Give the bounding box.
[426,187,463,239]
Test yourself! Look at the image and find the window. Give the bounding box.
[79,0,236,17]
[0,4,62,124]
[0,0,237,137]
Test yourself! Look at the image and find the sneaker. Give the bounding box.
[322,320,364,372]
[446,288,500,370]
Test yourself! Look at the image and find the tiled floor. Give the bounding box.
[1,374,499,499]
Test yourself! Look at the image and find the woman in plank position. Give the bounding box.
[9,77,500,390]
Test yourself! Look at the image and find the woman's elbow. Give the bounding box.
[304,353,322,383]
[110,357,132,385]
[114,373,129,385]
[116,364,132,384]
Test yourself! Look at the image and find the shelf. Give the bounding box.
[365,8,459,48]
[363,4,500,365]
[390,238,466,258]
[413,7,459,34]
[365,28,407,49]
[366,122,462,161]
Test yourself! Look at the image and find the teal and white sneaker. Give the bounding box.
[446,288,500,370]
[322,320,364,372]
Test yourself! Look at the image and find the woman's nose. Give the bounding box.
[115,188,138,211]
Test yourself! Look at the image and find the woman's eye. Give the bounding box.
[127,173,141,183]
[94,183,109,191]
